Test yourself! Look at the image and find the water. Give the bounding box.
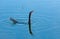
[0,0,60,39]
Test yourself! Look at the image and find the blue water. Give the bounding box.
[0,0,60,39]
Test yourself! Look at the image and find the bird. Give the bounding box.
[9,10,34,35]
[10,17,19,24]
[28,10,34,35]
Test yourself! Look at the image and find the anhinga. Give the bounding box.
[10,17,19,24]
[28,10,34,35]
[9,10,34,35]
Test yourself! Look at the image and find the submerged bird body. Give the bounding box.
[10,17,27,24]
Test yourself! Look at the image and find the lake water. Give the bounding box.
[0,0,60,39]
